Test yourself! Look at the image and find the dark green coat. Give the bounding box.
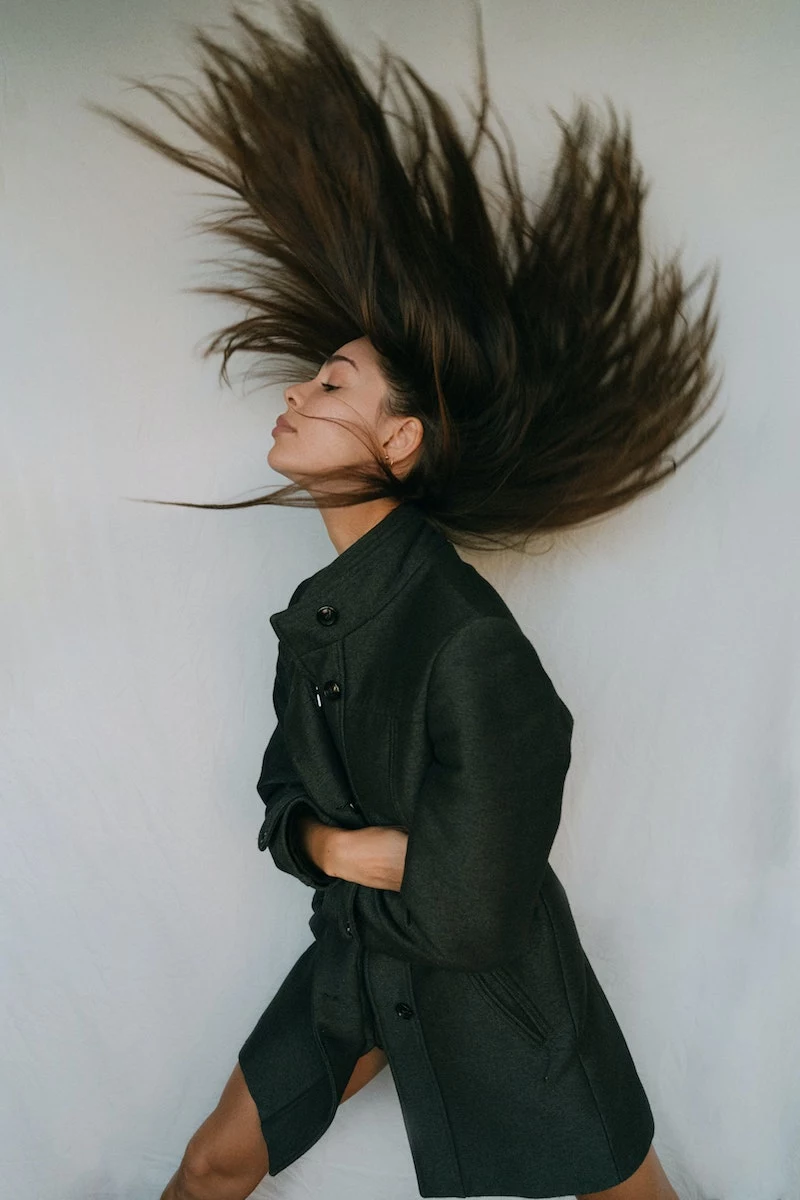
[238,501,654,1198]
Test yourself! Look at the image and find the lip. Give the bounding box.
[272,413,296,434]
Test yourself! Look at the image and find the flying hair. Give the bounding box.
[84,0,724,552]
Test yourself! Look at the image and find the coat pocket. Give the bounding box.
[465,965,552,1048]
[343,707,401,821]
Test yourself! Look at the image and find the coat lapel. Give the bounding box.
[268,501,450,662]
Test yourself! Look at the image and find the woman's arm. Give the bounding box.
[261,614,410,890]
[297,816,409,892]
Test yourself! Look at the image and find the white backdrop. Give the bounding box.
[2,2,799,1198]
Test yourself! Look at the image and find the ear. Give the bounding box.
[384,414,424,463]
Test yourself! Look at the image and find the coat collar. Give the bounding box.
[270,502,451,657]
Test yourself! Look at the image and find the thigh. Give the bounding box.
[184,1046,388,1184]
[340,1046,389,1103]
[576,1142,679,1200]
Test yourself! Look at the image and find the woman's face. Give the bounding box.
[268,336,421,487]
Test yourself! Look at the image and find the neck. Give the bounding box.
[318,498,404,556]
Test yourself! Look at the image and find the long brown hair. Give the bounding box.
[84,0,723,552]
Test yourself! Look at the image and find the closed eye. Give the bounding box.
[320,382,339,392]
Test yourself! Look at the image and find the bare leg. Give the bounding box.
[159,1062,268,1200]
[160,1047,389,1199]
[576,1142,680,1200]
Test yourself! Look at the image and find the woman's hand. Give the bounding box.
[329,825,409,892]
[297,815,409,892]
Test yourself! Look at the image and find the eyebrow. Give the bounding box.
[323,353,359,372]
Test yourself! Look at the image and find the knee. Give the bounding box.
[178,1128,268,1200]
[180,1136,220,1189]
[180,1130,248,1198]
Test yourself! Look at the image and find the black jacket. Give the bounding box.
[238,501,654,1198]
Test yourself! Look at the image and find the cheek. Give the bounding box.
[304,403,378,463]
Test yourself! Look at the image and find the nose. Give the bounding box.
[283,381,303,410]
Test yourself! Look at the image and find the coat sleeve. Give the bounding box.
[316,615,575,971]
[256,623,340,891]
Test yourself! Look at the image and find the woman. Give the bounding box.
[87,2,722,1196]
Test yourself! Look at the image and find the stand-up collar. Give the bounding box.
[270,502,451,657]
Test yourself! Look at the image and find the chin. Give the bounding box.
[268,444,306,482]
[267,443,290,468]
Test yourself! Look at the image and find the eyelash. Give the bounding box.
[320,382,339,392]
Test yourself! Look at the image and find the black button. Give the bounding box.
[345,922,352,936]
[257,819,269,852]
[316,605,339,626]
[322,680,341,700]
[395,1002,414,1019]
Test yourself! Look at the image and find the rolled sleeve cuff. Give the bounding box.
[309,876,358,941]
[257,795,339,890]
